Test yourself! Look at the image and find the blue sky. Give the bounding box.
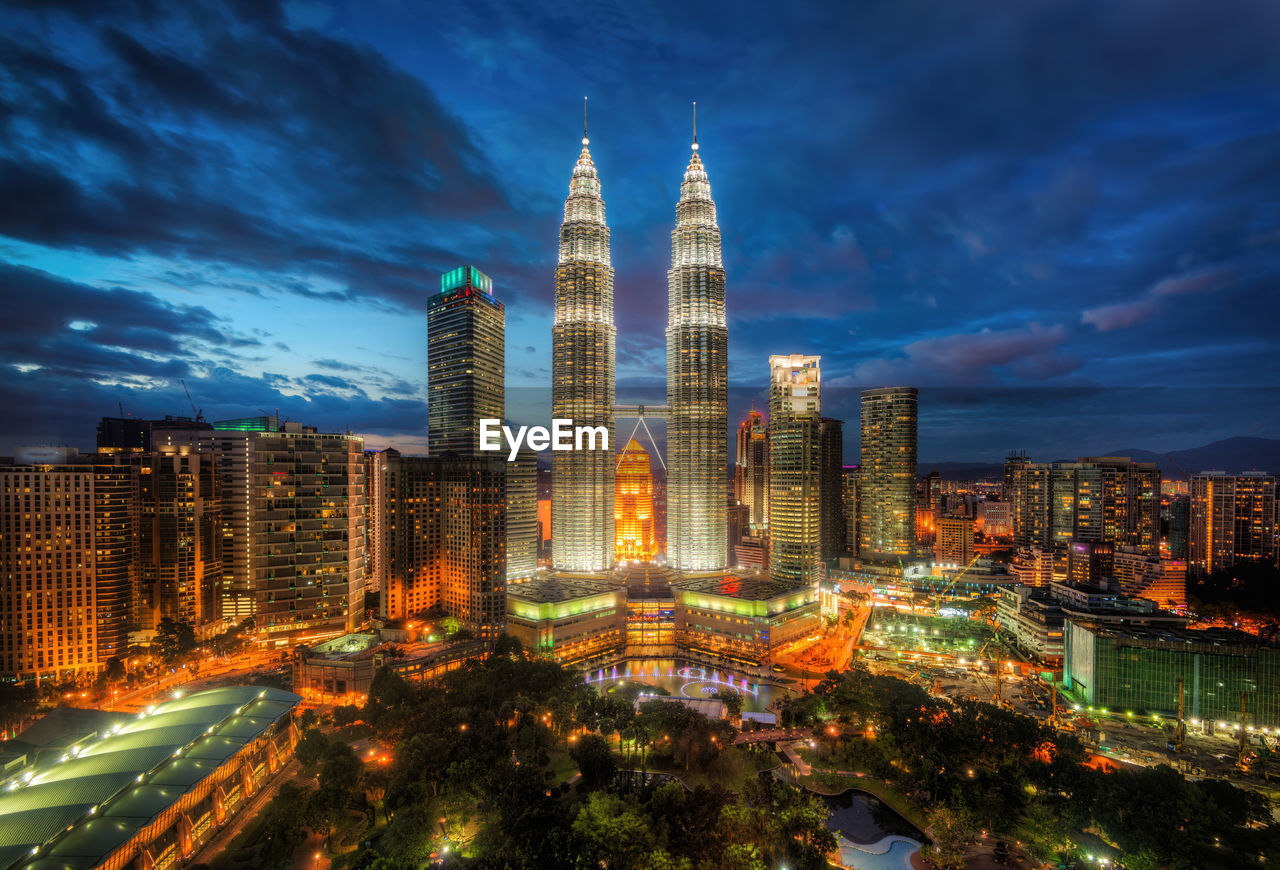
[1,0,1278,461]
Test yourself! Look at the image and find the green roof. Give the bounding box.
[0,687,301,870]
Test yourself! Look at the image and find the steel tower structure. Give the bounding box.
[666,106,729,571]
[551,106,616,572]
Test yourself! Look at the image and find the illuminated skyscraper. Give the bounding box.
[1190,471,1277,575]
[769,354,822,584]
[667,116,729,572]
[552,117,616,572]
[858,386,918,557]
[615,439,657,563]
[735,410,769,529]
[427,266,504,455]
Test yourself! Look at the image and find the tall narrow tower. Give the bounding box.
[552,106,616,572]
[667,105,729,571]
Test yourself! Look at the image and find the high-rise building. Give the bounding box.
[97,415,212,454]
[818,417,847,561]
[936,515,975,566]
[858,387,918,558]
[161,419,366,636]
[842,466,860,556]
[1,461,136,680]
[551,125,616,573]
[734,410,769,529]
[979,501,1013,537]
[1189,472,1277,575]
[506,451,538,583]
[666,129,728,572]
[768,354,822,584]
[1051,458,1159,556]
[1113,547,1186,609]
[1066,540,1113,587]
[726,501,749,566]
[134,447,221,630]
[615,439,657,563]
[370,450,507,633]
[1167,494,1190,561]
[427,266,505,456]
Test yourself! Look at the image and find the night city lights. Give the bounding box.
[1,2,1279,870]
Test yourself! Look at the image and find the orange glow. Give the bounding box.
[615,439,657,562]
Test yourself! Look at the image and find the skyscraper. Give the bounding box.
[506,450,539,582]
[427,266,505,456]
[768,354,822,584]
[1190,472,1277,575]
[0,460,136,680]
[858,387,918,558]
[936,515,975,566]
[666,121,728,571]
[615,439,657,563]
[818,417,847,561]
[552,122,616,572]
[734,410,769,529]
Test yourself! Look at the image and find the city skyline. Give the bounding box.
[2,1,1279,461]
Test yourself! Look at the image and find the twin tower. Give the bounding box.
[551,108,728,574]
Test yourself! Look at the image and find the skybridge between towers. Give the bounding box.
[613,404,668,472]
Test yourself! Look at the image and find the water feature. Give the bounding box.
[583,658,787,714]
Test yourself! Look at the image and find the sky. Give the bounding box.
[1,0,1278,462]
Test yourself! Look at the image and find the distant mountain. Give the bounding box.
[1101,437,1280,479]
[921,436,1280,481]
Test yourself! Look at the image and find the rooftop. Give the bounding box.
[506,573,621,604]
[1072,621,1274,649]
[673,571,811,601]
[0,686,300,870]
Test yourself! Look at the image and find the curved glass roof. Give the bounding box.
[0,686,300,870]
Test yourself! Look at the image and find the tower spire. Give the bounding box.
[583,96,589,145]
[692,101,698,150]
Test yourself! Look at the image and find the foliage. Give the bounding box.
[154,617,197,662]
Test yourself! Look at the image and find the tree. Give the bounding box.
[333,704,361,727]
[569,733,617,790]
[154,617,196,662]
[924,806,976,870]
[295,728,330,770]
[572,792,656,870]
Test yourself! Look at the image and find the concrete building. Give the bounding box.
[505,451,538,583]
[1189,471,1277,575]
[1112,547,1187,609]
[292,632,486,700]
[818,418,847,561]
[858,387,917,558]
[936,515,975,567]
[979,501,1012,537]
[842,466,859,557]
[0,462,136,681]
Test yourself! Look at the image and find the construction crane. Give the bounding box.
[935,554,984,600]
[180,379,204,422]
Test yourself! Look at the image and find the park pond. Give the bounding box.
[583,658,789,714]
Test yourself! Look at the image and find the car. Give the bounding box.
[771,664,786,673]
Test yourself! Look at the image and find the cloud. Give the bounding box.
[849,323,1080,386]
[1083,266,1235,331]
[1081,297,1161,332]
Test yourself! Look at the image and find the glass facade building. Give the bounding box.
[1064,620,1280,726]
[768,355,822,584]
[858,386,918,557]
[427,266,505,456]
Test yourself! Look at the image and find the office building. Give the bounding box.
[1190,472,1277,575]
[1066,540,1114,587]
[615,439,657,563]
[842,466,860,557]
[506,451,538,583]
[666,130,729,572]
[1167,494,1190,561]
[1064,622,1280,727]
[858,386,918,557]
[96,415,212,454]
[426,266,505,456]
[0,461,136,681]
[936,515,975,566]
[818,417,847,561]
[134,446,221,630]
[979,500,1012,537]
[369,451,506,634]
[161,419,366,637]
[734,410,769,529]
[551,127,616,573]
[768,354,822,584]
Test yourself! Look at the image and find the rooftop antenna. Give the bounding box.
[692,101,698,150]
